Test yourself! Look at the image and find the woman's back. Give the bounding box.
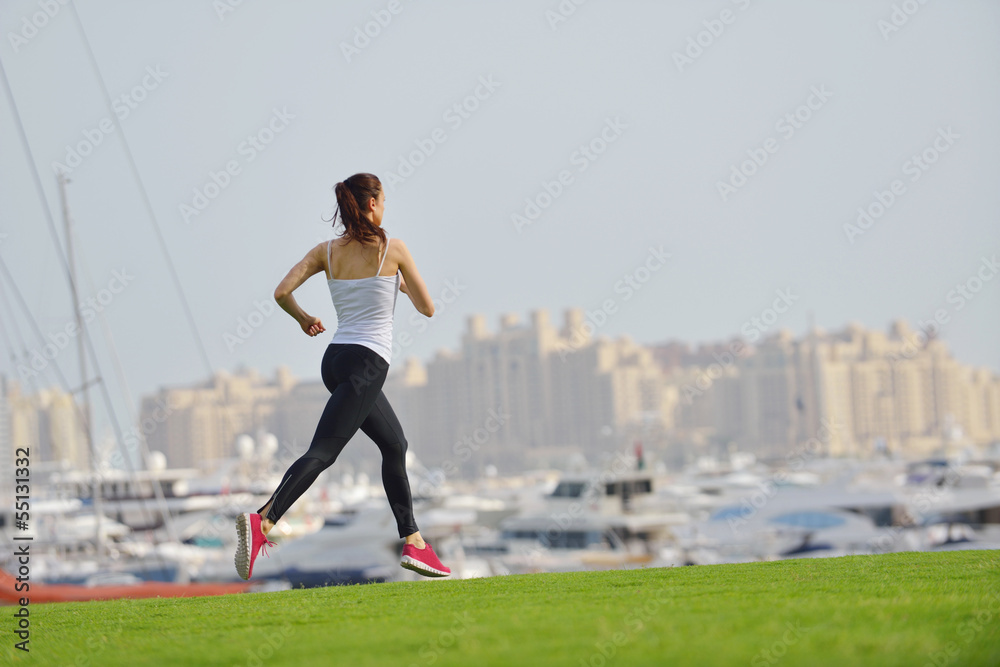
[269,172,435,360]
[326,237,397,280]
[325,236,399,366]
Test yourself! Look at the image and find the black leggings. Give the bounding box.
[258,343,419,538]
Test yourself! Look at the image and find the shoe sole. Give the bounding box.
[400,555,450,577]
[235,513,252,580]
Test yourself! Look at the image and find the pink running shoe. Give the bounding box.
[400,541,451,577]
[235,513,276,580]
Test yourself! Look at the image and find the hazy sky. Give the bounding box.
[1,1,998,442]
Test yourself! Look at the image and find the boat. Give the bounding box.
[0,175,258,598]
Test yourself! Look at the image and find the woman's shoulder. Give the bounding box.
[310,240,331,258]
[325,233,402,258]
[386,236,408,252]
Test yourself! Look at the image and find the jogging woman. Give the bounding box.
[234,173,450,580]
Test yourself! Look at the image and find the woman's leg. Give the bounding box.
[257,344,387,532]
[359,390,421,541]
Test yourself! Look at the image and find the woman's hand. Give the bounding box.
[299,315,325,337]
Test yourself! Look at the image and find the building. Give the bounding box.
[384,308,669,475]
[654,320,1000,460]
[3,381,88,470]
[141,366,302,469]
[137,317,1000,472]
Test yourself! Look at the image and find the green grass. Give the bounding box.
[7,550,1000,666]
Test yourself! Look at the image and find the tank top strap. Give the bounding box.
[375,237,391,277]
[326,239,334,279]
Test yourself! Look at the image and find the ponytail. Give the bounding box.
[329,173,386,248]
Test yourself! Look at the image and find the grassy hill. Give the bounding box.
[7,549,1000,666]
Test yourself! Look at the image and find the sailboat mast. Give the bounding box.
[57,172,103,562]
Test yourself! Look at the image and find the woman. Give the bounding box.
[234,173,450,580]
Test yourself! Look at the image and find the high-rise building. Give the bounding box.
[4,381,88,469]
[141,366,304,469]
[385,308,669,475]
[137,318,1000,472]
[655,320,1000,460]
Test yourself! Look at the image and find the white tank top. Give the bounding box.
[326,237,399,366]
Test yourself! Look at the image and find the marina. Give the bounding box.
[4,442,999,601]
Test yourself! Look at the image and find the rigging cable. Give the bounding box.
[67,0,214,377]
[0,245,176,575]
[6,6,273,540]
[66,1,255,488]
[0,52,178,568]
[0,274,38,391]
[68,221,174,547]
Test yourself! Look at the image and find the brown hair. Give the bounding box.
[327,173,386,248]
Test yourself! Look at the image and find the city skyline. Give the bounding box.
[8,313,998,477]
[8,306,1000,403]
[144,307,1000,390]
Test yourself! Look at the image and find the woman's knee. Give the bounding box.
[301,444,341,469]
[379,436,408,467]
[377,435,406,454]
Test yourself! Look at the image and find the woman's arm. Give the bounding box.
[274,243,328,336]
[394,239,435,317]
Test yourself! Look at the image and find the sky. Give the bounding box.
[1,0,998,445]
